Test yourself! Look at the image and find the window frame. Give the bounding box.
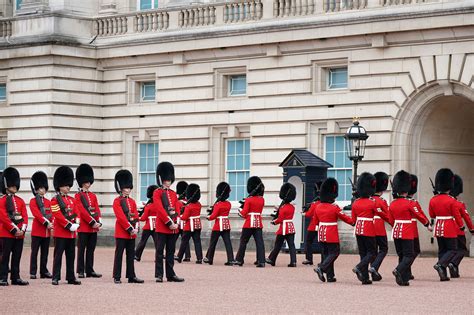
[327,66,348,90]
[137,0,158,10]
[127,74,156,105]
[0,142,7,171]
[324,135,352,206]
[312,59,349,93]
[225,138,250,203]
[137,142,160,203]
[0,83,6,102]
[214,67,248,99]
[140,81,156,102]
[228,74,247,97]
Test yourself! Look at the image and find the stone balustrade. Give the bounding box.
[0,19,12,39]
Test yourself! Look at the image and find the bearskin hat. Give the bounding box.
[435,168,454,192]
[356,172,376,198]
[53,166,74,192]
[279,183,296,203]
[76,163,94,187]
[408,174,418,196]
[31,171,49,193]
[114,169,133,194]
[392,170,411,194]
[156,162,175,186]
[320,178,338,203]
[374,172,389,193]
[176,181,188,199]
[247,176,264,196]
[186,183,201,203]
[146,184,158,199]
[2,167,21,194]
[216,182,231,201]
[451,175,463,197]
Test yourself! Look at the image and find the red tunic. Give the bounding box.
[0,195,28,239]
[372,195,390,236]
[351,197,388,237]
[313,203,352,243]
[51,194,78,239]
[176,199,186,230]
[408,199,429,238]
[139,203,156,231]
[75,191,101,233]
[239,196,264,229]
[454,199,474,236]
[209,201,231,231]
[153,188,179,234]
[30,196,53,238]
[305,200,320,232]
[429,194,464,238]
[273,204,295,235]
[113,196,138,239]
[180,202,202,232]
[389,198,429,240]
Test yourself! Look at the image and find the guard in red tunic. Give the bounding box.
[75,164,102,279]
[112,170,144,284]
[51,166,81,285]
[175,181,191,262]
[407,174,429,280]
[448,174,474,278]
[153,162,184,283]
[369,172,391,281]
[29,171,53,280]
[302,182,322,266]
[313,178,353,283]
[234,176,266,267]
[351,172,389,285]
[0,167,29,286]
[134,184,158,262]
[204,182,234,265]
[266,183,297,267]
[177,183,203,263]
[389,170,431,286]
[429,168,464,281]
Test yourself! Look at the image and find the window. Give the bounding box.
[228,75,247,96]
[0,84,5,102]
[140,81,156,102]
[16,0,22,10]
[0,143,7,171]
[226,139,250,201]
[138,143,159,202]
[139,0,158,10]
[327,67,348,90]
[325,135,352,201]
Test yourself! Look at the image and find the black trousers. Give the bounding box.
[0,238,24,281]
[113,238,136,280]
[355,235,377,280]
[235,228,265,264]
[155,233,177,279]
[320,242,340,279]
[205,230,234,263]
[451,235,467,267]
[135,229,156,260]
[53,237,76,281]
[268,234,296,264]
[0,238,3,264]
[305,230,317,263]
[408,237,421,277]
[394,238,415,283]
[177,230,203,261]
[177,229,191,259]
[30,236,50,276]
[436,237,457,268]
[371,235,388,271]
[77,232,98,275]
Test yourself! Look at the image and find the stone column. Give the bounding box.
[16,0,50,15]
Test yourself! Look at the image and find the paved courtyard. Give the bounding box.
[1,246,473,314]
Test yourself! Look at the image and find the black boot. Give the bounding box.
[314,267,326,282]
[448,263,459,278]
[369,267,382,281]
[433,264,450,281]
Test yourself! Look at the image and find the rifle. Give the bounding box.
[6,194,23,225]
[120,197,138,227]
[348,177,360,199]
[303,184,320,213]
[56,193,77,222]
[429,177,438,196]
[238,182,264,211]
[429,177,436,244]
[389,179,399,199]
[30,180,52,221]
[79,191,100,225]
[161,188,178,220]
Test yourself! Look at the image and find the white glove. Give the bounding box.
[69,223,79,232]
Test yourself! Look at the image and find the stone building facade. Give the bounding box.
[0,0,473,253]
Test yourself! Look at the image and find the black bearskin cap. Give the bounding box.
[279,183,296,203]
[176,181,188,198]
[53,166,73,192]
[114,169,133,194]
[392,170,411,194]
[216,182,231,201]
[186,183,201,203]
[357,172,376,198]
[408,174,418,195]
[156,162,175,186]
[451,175,463,197]
[76,163,94,187]
[31,171,49,193]
[2,167,21,194]
[320,178,338,203]
[435,168,454,192]
[147,184,158,199]
[247,176,264,196]
[374,172,389,193]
